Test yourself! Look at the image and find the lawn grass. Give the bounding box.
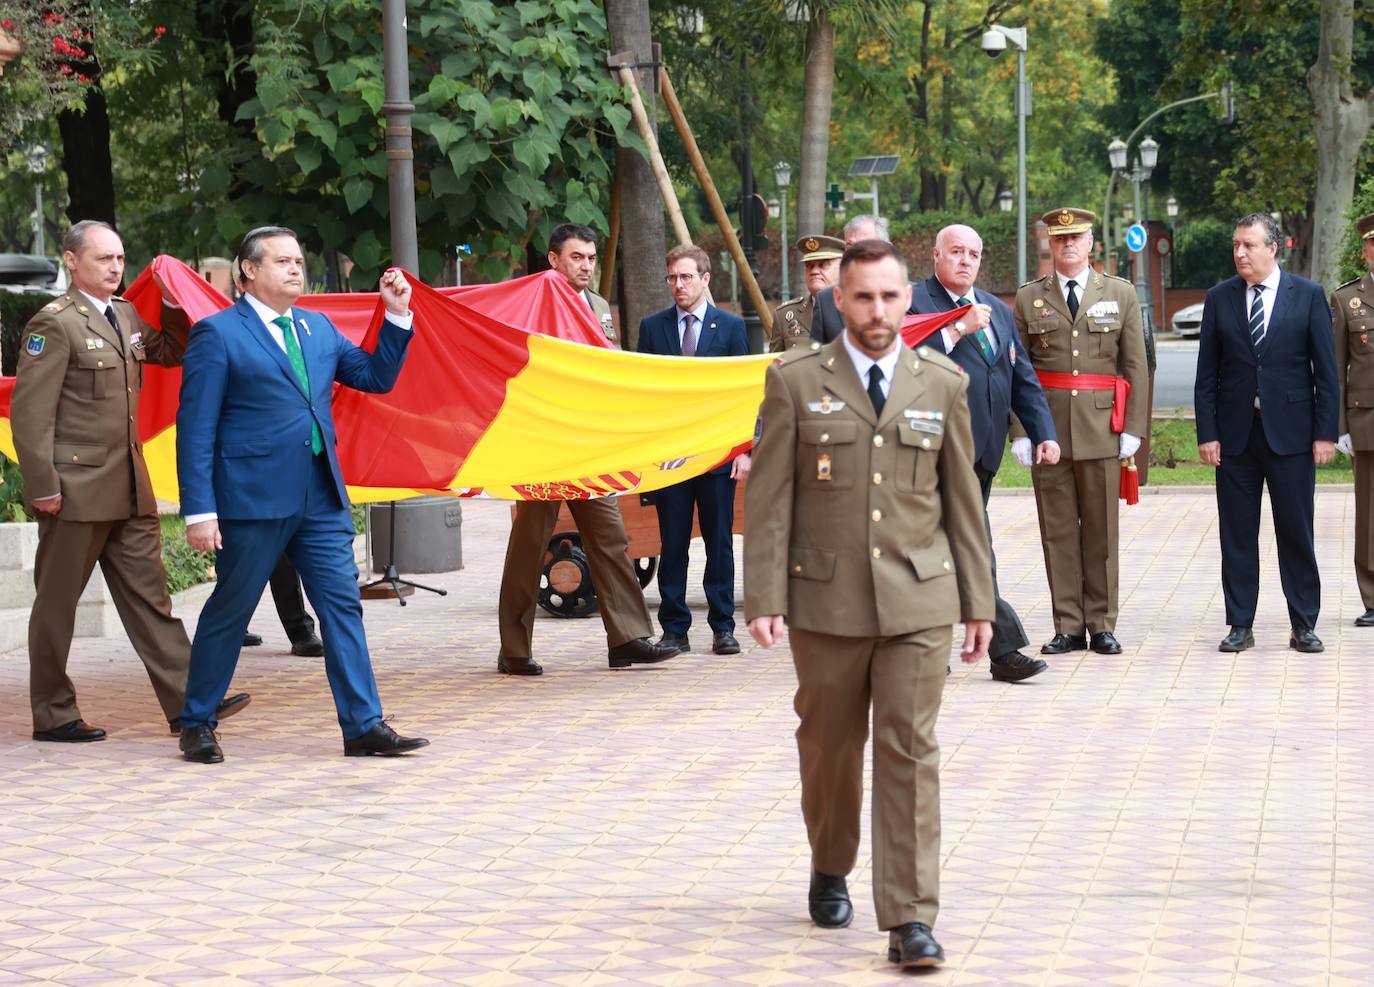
[993,419,1354,488]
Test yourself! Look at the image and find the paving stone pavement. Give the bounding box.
[1,491,1372,986]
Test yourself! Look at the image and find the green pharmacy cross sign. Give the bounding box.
[825,184,846,211]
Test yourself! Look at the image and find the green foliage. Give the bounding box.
[0,453,26,522]
[1336,174,1374,286]
[1171,220,1234,289]
[0,290,57,375]
[158,514,217,595]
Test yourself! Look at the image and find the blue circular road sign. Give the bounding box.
[1125,223,1148,252]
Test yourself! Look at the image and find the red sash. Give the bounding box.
[1035,371,1130,433]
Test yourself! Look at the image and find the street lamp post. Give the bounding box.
[997,189,1013,214]
[26,143,48,257]
[983,25,1031,284]
[380,0,419,273]
[774,160,792,300]
[1107,134,1158,335]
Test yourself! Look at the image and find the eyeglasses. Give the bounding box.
[664,273,698,285]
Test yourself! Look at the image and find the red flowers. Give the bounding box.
[154,25,166,37]
[1,18,15,30]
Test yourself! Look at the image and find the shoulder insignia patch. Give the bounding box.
[25,334,45,356]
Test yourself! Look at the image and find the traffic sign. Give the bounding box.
[1125,223,1148,252]
[1155,236,1172,257]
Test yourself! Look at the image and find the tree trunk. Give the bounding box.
[57,14,115,230]
[796,6,834,238]
[196,0,257,143]
[604,0,668,349]
[1307,0,1374,288]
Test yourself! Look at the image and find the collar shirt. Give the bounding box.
[840,330,900,399]
[674,300,710,347]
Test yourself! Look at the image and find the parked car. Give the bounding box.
[0,254,65,295]
[1170,301,1204,338]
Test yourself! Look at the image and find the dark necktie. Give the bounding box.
[681,313,697,357]
[103,305,124,352]
[867,364,885,415]
[957,295,995,361]
[1249,284,1266,350]
[1065,280,1080,320]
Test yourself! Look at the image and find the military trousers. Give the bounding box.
[29,512,190,731]
[1357,451,1374,610]
[1031,456,1120,635]
[790,624,950,930]
[497,499,652,659]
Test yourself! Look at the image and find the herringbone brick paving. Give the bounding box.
[1,491,1370,985]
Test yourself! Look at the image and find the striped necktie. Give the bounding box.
[1249,284,1266,350]
[957,295,995,361]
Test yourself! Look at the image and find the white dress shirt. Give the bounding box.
[1056,267,1092,307]
[1247,265,1282,335]
[938,282,995,355]
[674,300,709,349]
[840,331,900,400]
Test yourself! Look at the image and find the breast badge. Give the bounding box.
[816,452,832,481]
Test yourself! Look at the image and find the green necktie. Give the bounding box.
[957,296,995,361]
[273,315,323,455]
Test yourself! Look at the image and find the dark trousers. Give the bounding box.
[268,555,317,643]
[976,465,1030,658]
[180,456,383,739]
[653,471,736,636]
[1217,415,1320,629]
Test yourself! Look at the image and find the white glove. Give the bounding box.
[1119,432,1141,459]
[1337,433,1354,456]
[1011,437,1033,466]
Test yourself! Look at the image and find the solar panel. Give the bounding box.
[848,155,901,177]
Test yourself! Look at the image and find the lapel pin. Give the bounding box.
[299,317,311,336]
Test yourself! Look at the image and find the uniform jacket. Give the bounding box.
[1194,271,1338,456]
[743,339,995,637]
[811,282,921,345]
[13,291,189,522]
[911,275,1056,473]
[1332,272,1374,449]
[638,302,749,476]
[1012,269,1148,460]
[176,295,411,520]
[585,288,618,344]
[770,294,816,352]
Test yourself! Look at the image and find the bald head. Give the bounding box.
[932,224,983,297]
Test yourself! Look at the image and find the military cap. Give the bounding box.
[796,234,845,262]
[1041,207,1096,236]
[1358,212,1374,241]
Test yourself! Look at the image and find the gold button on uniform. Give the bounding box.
[1072,330,1079,337]
[1071,389,1079,396]
[871,509,882,522]
[793,564,802,574]
[71,455,78,462]
[1072,350,1079,357]
[1072,369,1079,376]
[921,438,931,449]
[820,433,830,443]
[873,435,884,447]
[96,360,104,368]
[872,472,883,485]
[942,560,951,571]
[872,547,882,559]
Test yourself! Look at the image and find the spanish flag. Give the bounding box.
[0,257,962,503]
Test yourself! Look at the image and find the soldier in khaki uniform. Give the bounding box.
[497,223,677,673]
[745,239,994,969]
[1012,208,1148,656]
[1332,212,1374,627]
[769,234,844,351]
[12,220,249,741]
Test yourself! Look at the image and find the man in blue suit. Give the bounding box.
[913,224,1059,682]
[637,244,751,655]
[1195,213,1340,654]
[174,226,429,762]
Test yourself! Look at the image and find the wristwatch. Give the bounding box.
[954,320,967,336]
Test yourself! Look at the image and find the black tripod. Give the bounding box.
[358,501,448,607]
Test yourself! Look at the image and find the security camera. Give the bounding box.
[980,29,1007,57]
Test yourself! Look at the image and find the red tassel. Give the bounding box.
[1120,456,1140,505]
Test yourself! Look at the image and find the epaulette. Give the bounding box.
[774,341,824,367]
[1017,275,1046,289]
[915,345,964,376]
[1104,272,1134,286]
[1335,277,1361,292]
[39,295,74,314]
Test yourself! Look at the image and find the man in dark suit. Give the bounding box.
[1194,212,1340,653]
[637,244,750,655]
[912,224,1059,682]
[812,215,920,344]
[175,226,429,762]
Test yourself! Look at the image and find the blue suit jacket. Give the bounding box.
[176,296,411,520]
[638,302,749,474]
[911,275,1056,473]
[1194,271,1338,456]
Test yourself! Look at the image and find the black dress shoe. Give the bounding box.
[712,631,740,655]
[1090,631,1123,655]
[808,871,853,929]
[344,721,430,756]
[169,692,252,734]
[291,635,325,657]
[180,726,224,764]
[655,632,691,654]
[887,922,945,968]
[1219,626,1254,652]
[242,632,263,647]
[497,655,543,676]
[609,636,679,668]
[1041,633,1087,655]
[33,719,106,743]
[1356,609,1374,627]
[1290,626,1324,653]
[990,651,1048,682]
